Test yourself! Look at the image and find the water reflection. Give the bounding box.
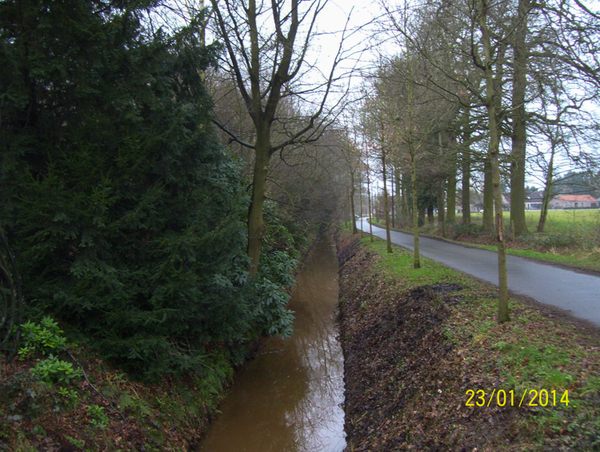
[198,236,345,452]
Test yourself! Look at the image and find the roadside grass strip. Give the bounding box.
[353,235,600,450]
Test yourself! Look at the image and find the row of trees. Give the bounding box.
[351,0,600,322]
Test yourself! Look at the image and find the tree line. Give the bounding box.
[351,0,600,323]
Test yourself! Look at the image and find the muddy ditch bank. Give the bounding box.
[334,232,600,452]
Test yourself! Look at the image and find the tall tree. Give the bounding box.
[478,0,510,323]
[509,0,531,236]
[209,0,350,277]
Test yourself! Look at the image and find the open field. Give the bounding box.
[449,210,600,272]
[367,209,600,272]
[459,209,600,237]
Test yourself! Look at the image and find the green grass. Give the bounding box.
[459,209,600,236]
[367,238,462,286]
[453,211,600,272]
[369,209,600,272]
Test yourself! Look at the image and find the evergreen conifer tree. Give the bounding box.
[0,0,270,379]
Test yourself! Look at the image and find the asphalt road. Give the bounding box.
[357,218,600,328]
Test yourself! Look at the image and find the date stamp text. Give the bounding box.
[465,389,569,407]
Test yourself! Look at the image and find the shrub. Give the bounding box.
[31,355,83,384]
[517,232,582,250]
[86,405,109,429]
[452,223,486,238]
[19,317,66,358]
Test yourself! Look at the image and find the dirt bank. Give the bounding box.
[335,232,600,451]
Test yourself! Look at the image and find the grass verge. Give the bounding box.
[338,231,600,451]
[367,215,600,273]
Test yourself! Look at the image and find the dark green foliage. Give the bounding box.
[452,223,485,238]
[31,354,83,384]
[0,0,296,380]
[19,316,66,357]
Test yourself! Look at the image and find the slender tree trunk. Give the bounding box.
[367,167,374,242]
[538,144,555,233]
[480,0,509,323]
[510,0,530,236]
[439,181,446,237]
[447,134,457,224]
[350,170,357,234]
[402,170,410,222]
[395,166,402,225]
[462,148,472,224]
[405,64,421,268]
[411,151,421,268]
[461,106,472,224]
[438,132,446,237]
[382,152,393,253]
[359,168,364,238]
[483,157,494,230]
[248,133,271,277]
[391,169,395,228]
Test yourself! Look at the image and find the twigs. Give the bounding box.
[66,349,128,423]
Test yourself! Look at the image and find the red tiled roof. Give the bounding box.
[554,194,597,202]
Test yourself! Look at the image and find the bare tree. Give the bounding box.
[361,96,394,253]
[509,0,531,236]
[478,0,509,322]
[209,0,355,276]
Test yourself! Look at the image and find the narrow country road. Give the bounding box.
[357,219,600,328]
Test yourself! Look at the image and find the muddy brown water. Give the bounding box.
[197,235,346,452]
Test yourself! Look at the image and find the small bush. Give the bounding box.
[30,355,83,384]
[452,223,485,238]
[517,232,582,250]
[86,404,109,429]
[19,317,66,357]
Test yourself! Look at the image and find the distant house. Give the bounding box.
[501,194,510,211]
[549,194,598,209]
[525,190,545,210]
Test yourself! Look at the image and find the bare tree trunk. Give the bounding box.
[538,144,555,233]
[367,166,374,242]
[438,132,446,237]
[483,157,494,230]
[461,105,472,225]
[350,170,357,234]
[447,134,457,224]
[411,151,421,268]
[510,0,530,237]
[248,133,271,277]
[439,181,446,237]
[462,148,472,224]
[395,166,402,225]
[480,0,509,323]
[391,168,396,228]
[402,171,410,222]
[359,167,364,238]
[382,151,393,253]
